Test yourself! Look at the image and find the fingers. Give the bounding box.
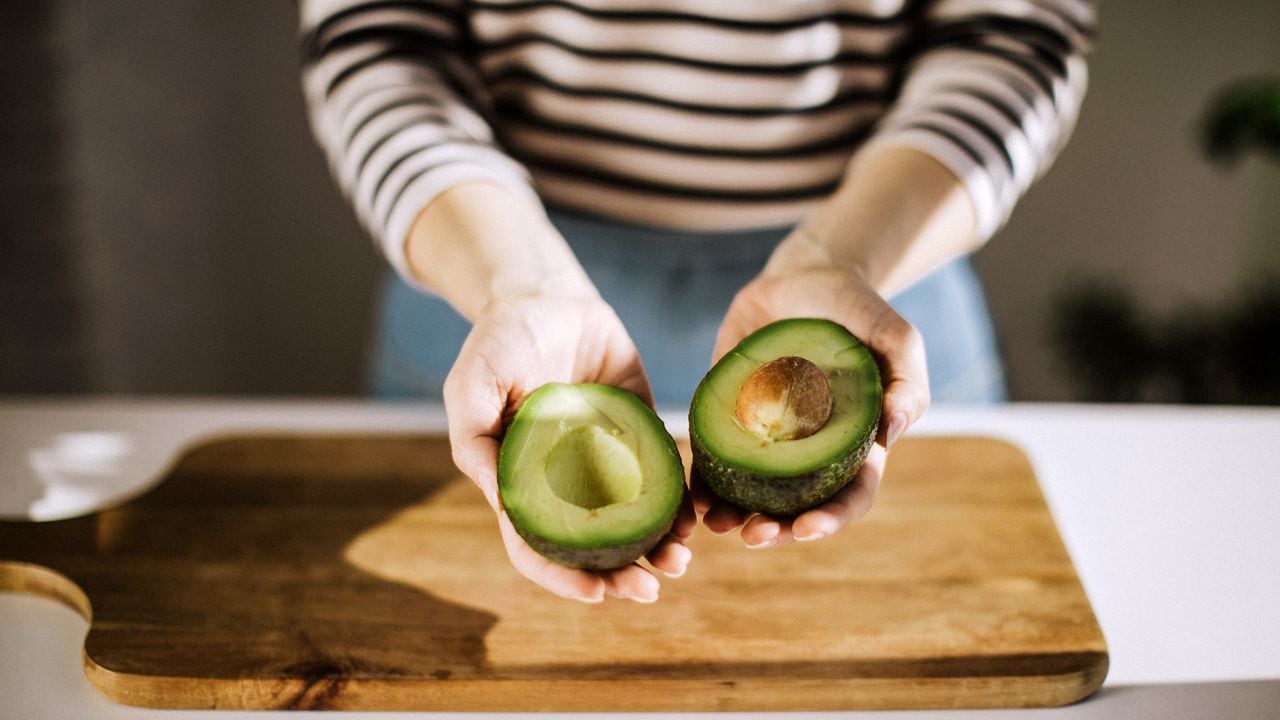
[860,302,929,448]
[688,465,716,516]
[499,506,685,604]
[450,435,502,512]
[497,512,606,603]
[722,444,887,548]
[710,290,764,365]
[646,535,692,578]
[740,514,793,549]
[702,500,749,535]
[602,344,655,409]
[443,355,509,511]
[671,490,697,540]
[599,364,655,411]
[601,565,661,603]
[690,462,752,534]
[648,492,697,578]
[792,444,886,541]
[592,306,657,408]
[710,322,744,367]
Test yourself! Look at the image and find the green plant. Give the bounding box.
[1051,282,1158,402]
[1052,278,1280,404]
[1201,76,1280,165]
[1051,75,1280,404]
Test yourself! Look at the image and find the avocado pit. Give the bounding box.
[734,355,834,442]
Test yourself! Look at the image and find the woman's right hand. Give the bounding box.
[443,290,695,603]
[404,182,692,602]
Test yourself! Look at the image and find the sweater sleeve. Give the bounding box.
[298,0,538,283]
[869,0,1095,241]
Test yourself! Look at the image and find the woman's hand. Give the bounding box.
[698,146,978,548]
[405,183,693,603]
[697,229,931,549]
[444,290,695,603]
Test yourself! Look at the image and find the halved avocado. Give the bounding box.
[498,383,685,570]
[690,318,882,516]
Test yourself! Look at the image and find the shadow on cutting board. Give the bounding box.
[0,434,499,708]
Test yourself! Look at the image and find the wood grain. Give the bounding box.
[0,434,1107,710]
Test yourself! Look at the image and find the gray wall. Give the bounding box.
[4,1,381,396]
[2,3,90,392]
[3,1,1278,400]
[975,2,1280,399]
[58,2,383,394]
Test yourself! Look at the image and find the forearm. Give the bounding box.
[300,1,539,294]
[405,182,595,322]
[780,146,979,298]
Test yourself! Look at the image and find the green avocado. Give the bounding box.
[498,383,685,570]
[690,318,882,516]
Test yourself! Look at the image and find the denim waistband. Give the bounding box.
[548,208,790,273]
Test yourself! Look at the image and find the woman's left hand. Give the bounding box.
[697,230,931,548]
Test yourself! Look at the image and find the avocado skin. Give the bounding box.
[690,415,878,517]
[513,512,678,571]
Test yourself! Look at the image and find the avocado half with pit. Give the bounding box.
[498,383,685,570]
[690,318,882,516]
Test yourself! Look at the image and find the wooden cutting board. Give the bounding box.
[0,433,1106,711]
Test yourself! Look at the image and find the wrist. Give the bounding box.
[783,145,979,297]
[480,270,600,314]
[762,227,864,281]
[405,182,595,320]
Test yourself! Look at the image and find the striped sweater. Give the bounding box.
[299,0,1093,279]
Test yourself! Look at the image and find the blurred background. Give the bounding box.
[2,1,1278,403]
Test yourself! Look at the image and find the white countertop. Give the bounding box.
[2,398,1278,717]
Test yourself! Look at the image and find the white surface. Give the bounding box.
[2,398,1279,716]
[0,397,448,521]
[913,404,1280,687]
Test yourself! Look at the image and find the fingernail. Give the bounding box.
[794,531,827,542]
[630,593,659,604]
[661,546,691,577]
[886,411,909,448]
[745,538,778,550]
[479,480,500,511]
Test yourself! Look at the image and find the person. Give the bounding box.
[298,0,1094,603]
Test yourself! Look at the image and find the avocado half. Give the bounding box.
[498,383,685,570]
[690,318,882,516]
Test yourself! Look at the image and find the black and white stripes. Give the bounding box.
[299,0,1093,271]
[873,0,1093,237]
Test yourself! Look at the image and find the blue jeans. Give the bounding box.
[370,210,1006,406]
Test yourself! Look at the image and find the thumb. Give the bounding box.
[452,435,502,511]
[711,292,762,365]
[443,360,507,512]
[858,301,930,448]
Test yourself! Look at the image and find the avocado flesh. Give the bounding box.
[690,318,882,516]
[498,383,684,570]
